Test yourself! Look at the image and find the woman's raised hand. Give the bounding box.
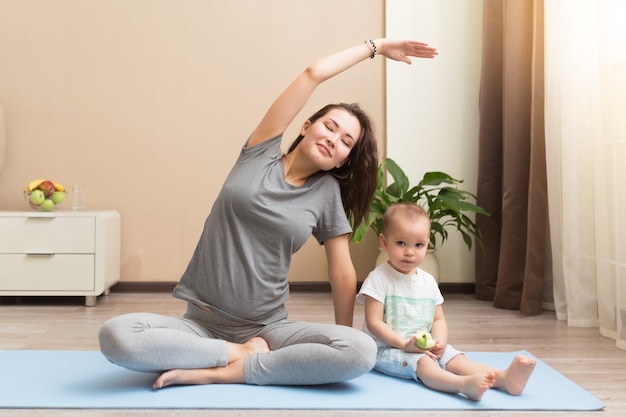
[377,39,438,64]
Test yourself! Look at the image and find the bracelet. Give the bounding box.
[365,39,377,59]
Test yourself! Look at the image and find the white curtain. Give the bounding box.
[545,0,626,350]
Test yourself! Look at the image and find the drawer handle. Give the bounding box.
[26,253,56,256]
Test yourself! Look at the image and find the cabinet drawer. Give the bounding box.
[0,254,95,291]
[0,216,95,254]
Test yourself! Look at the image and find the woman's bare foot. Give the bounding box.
[229,337,270,363]
[153,336,270,389]
[460,371,496,401]
[494,355,536,395]
[153,366,230,389]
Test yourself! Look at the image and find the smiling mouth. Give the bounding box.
[317,143,331,157]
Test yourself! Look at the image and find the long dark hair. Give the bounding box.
[287,103,379,231]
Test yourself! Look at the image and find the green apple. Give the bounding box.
[29,189,45,205]
[415,331,435,350]
[40,198,55,211]
[51,191,66,205]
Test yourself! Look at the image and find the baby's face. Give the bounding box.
[380,216,430,275]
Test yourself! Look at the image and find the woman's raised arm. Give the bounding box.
[247,38,437,147]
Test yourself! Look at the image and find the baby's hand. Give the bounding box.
[404,336,437,359]
[429,339,446,358]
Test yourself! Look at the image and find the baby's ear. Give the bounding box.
[378,233,387,249]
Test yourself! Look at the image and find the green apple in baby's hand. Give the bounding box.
[415,331,436,350]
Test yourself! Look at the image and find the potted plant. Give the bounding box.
[352,158,489,278]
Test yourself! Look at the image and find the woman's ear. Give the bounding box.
[300,120,311,136]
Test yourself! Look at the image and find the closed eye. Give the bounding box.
[326,118,356,146]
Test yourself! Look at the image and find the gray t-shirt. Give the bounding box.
[173,135,353,325]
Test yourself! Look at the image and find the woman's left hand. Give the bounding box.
[376,39,439,64]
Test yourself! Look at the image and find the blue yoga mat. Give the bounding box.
[0,349,604,410]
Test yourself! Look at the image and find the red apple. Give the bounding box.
[38,180,56,197]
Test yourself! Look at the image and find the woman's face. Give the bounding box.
[299,108,361,171]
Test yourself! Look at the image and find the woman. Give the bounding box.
[99,38,438,388]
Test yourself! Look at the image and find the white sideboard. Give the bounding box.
[0,210,120,306]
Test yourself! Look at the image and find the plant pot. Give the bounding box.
[375,248,440,283]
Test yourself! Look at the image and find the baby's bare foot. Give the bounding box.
[497,355,536,395]
[461,371,495,401]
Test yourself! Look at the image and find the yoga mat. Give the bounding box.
[0,349,605,410]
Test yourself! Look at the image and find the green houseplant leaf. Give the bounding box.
[351,158,489,251]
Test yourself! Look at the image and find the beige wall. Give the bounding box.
[0,0,383,283]
[386,0,484,283]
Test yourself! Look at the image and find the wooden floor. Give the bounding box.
[1,290,625,417]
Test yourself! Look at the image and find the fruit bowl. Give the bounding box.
[23,179,67,211]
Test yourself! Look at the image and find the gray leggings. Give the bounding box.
[98,303,376,385]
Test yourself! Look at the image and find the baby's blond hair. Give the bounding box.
[382,202,430,235]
